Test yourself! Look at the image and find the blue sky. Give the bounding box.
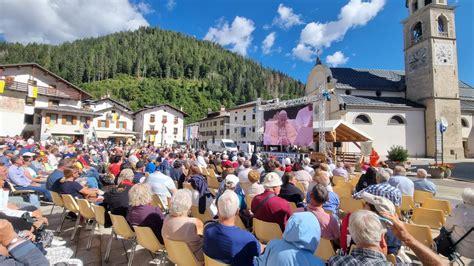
[1,0,473,85]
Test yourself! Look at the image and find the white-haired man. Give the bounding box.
[353,169,401,206]
[302,158,314,176]
[203,190,261,265]
[329,210,444,265]
[445,188,474,259]
[413,169,436,195]
[388,166,414,197]
[238,160,252,191]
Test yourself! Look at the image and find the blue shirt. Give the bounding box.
[414,179,436,195]
[46,169,64,192]
[8,165,31,187]
[0,156,12,167]
[388,175,414,197]
[146,162,156,174]
[323,191,340,214]
[204,222,260,266]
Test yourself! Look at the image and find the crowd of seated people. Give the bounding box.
[0,135,465,265]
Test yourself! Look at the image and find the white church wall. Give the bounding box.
[343,108,425,157]
[461,114,474,157]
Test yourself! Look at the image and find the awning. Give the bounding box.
[313,120,372,142]
[94,130,137,139]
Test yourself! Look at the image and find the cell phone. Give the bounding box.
[378,216,393,226]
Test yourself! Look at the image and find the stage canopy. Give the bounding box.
[313,120,372,142]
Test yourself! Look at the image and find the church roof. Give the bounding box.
[461,100,474,112]
[340,95,424,109]
[331,68,406,92]
[330,67,472,93]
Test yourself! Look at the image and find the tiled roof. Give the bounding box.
[461,100,474,111]
[331,68,406,91]
[330,67,472,93]
[340,95,424,109]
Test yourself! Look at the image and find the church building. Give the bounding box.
[306,0,473,159]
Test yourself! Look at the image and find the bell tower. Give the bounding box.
[403,0,463,159]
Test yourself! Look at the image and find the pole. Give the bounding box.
[441,131,444,164]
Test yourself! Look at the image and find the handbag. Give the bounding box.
[434,226,473,260]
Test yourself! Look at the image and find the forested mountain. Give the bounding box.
[0,27,304,122]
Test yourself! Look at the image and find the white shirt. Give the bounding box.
[303,165,315,176]
[445,203,474,259]
[196,156,207,168]
[388,175,414,197]
[146,171,176,202]
[48,154,59,169]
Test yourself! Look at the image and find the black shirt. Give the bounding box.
[59,181,84,199]
[279,183,304,206]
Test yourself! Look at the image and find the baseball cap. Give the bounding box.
[262,172,283,188]
[22,152,36,157]
[360,192,396,215]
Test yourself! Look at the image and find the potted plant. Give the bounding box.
[386,145,409,168]
[427,163,453,179]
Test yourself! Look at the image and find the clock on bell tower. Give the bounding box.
[403,0,464,159]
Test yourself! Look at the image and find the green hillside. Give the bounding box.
[0,27,304,122]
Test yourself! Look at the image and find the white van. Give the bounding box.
[207,139,238,153]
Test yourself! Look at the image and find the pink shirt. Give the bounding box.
[296,205,340,240]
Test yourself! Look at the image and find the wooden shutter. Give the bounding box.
[97,120,100,127]
[116,120,119,128]
[62,115,66,125]
[72,116,77,125]
[45,114,51,124]
[123,121,127,129]
[105,119,110,128]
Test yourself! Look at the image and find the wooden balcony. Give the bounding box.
[5,80,82,100]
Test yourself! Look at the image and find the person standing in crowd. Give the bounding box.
[204,190,261,265]
[252,172,293,232]
[388,166,414,197]
[413,168,436,195]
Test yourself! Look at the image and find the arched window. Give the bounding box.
[438,15,448,35]
[389,115,406,125]
[412,22,423,43]
[461,118,469,128]
[354,114,371,124]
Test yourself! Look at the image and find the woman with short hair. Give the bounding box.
[161,189,204,264]
[127,183,164,244]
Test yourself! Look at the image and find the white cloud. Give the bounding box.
[262,32,276,55]
[326,51,349,66]
[204,16,255,56]
[293,0,385,61]
[166,0,176,11]
[292,44,315,62]
[136,1,154,14]
[273,3,304,30]
[0,0,149,44]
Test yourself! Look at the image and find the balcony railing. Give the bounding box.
[5,80,82,100]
